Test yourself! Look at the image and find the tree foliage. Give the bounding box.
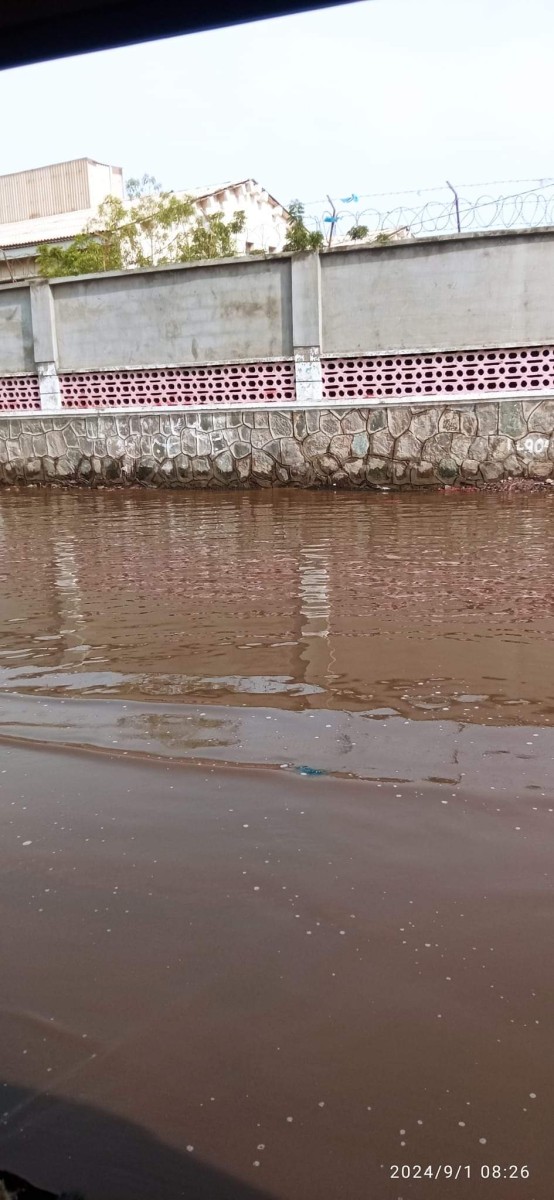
[37,176,247,279]
[283,200,324,252]
[348,224,369,241]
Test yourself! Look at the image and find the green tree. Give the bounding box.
[177,211,246,261]
[37,177,248,278]
[283,200,324,252]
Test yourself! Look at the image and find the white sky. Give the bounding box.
[1,0,553,211]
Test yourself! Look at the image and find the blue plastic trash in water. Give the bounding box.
[295,765,328,776]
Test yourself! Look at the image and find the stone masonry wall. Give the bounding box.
[0,400,553,487]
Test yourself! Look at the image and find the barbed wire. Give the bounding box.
[303,181,554,243]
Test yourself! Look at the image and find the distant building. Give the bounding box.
[0,158,289,282]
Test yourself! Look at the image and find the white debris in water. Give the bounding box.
[22,840,32,846]
[479,1137,487,1145]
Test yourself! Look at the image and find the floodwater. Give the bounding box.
[0,488,552,1200]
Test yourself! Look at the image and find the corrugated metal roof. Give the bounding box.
[0,207,96,250]
[0,159,91,224]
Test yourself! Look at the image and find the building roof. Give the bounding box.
[0,178,287,252]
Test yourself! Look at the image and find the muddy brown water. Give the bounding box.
[0,488,552,1200]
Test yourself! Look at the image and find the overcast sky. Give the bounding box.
[1,0,553,213]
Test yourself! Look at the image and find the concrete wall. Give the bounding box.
[3,229,554,380]
[0,286,34,372]
[321,232,554,355]
[52,256,293,371]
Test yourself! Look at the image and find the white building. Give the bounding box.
[0,158,289,282]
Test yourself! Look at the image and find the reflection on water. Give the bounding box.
[1,489,554,1200]
[0,489,553,730]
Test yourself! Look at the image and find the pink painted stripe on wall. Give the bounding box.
[321,347,554,400]
[0,377,41,411]
[59,363,296,409]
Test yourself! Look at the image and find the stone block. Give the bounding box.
[276,466,289,483]
[196,433,212,456]
[152,438,167,462]
[32,433,47,457]
[344,459,366,484]
[411,461,436,485]
[251,429,271,449]
[476,405,498,435]
[305,410,320,434]
[193,457,212,477]
[181,430,197,456]
[368,408,386,433]
[461,458,480,479]
[6,439,23,462]
[436,456,458,481]
[313,454,338,477]
[104,458,122,481]
[106,436,125,459]
[393,462,410,485]
[460,410,478,438]
[289,462,312,485]
[293,412,307,440]
[280,438,305,468]
[411,408,439,440]
[489,435,513,461]
[528,460,553,479]
[340,410,364,434]
[421,433,453,464]
[387,407,411,437]
[527,400,554,433]
[252,449,274,478]
[351,431,369,457]
[498,401,526,438]
[320,412,341,436]
[45,430,67,458]
[450,434,472,463]
[25,459,42,479]
[480,462,504,482]
[371,428,395,457]
[269,411,293,438]
[503,454,524,476]
[468,436,488,462]
[213,451,234,477]
[56,457,73,477]
[264,440,282,461]
[175,454,193,477]
[366,457,391,485]
[438,410,460,434]
[329,434,352,463]
[522,400,541,419]
[236,455,251,481]
[395,431,421,460]
[210,433,227,455]
[213,414,229,429]
[304,431,331,459]
[230,441,250,460]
